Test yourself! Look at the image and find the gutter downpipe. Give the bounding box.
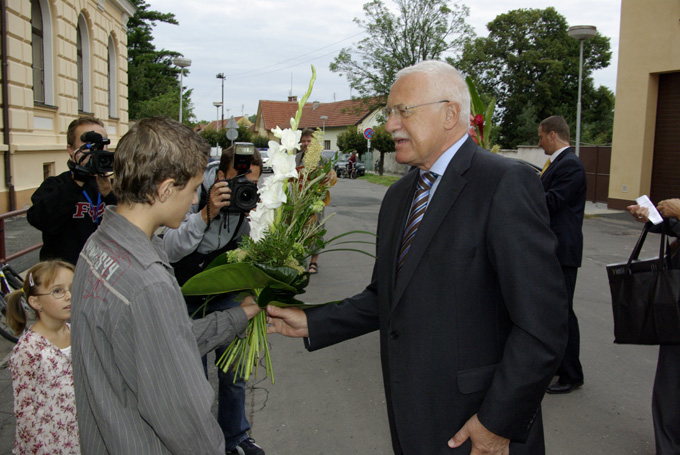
[0,0,16,211]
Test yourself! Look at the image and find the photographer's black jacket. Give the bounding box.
[27,170,117,265]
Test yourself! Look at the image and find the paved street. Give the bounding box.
[0,176,664,454]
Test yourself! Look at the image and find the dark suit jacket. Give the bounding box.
[540,147,587,268]
[305,137,568,454]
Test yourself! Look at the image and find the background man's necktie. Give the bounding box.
[397,171,438,276]
[540,158,551,176]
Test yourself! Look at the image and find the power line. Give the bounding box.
[225,31,365,79]
[227,47,350,82]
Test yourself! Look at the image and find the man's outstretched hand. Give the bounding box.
[266,305,309,338]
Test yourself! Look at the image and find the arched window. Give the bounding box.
[107,35,117,118]
[30,0,53,105]
[31,0,45,102]
[76,15,91,112]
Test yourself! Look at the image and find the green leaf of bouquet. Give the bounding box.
[181,263,297,296]
[465,76,485,116]
[320,247,377,259]
[324,230,377,244]
[327,240,376,246]
[257,286,307,308]
[204,252,230,271]
[253,263,300,286]
[484,98,496,144]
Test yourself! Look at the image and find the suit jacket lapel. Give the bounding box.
[541,147,572,181]
[392,138,475,307]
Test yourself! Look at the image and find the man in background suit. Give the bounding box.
[267,60,568,454]
[538,116,587,394]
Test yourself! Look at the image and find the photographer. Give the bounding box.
[163,144,266,455]
[27,117,116,265]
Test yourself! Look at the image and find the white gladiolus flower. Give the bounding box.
[271,126,284,139]
[259,178,287,209]
[268,141,283,155]
[269,152,298,182]
[279,127,301,152]
[249,203,275,242]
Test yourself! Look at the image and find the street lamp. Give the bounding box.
[213,101,223,131]
[216,73,226,126]
[568,25,597,157]
[173,57,191,123]
[320,115,328,134]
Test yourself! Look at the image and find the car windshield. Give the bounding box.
[321,151,336,161]
[260,151,269,159]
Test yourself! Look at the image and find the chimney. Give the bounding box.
[288,95,297,102]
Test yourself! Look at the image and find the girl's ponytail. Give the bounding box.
[5,289,32,336]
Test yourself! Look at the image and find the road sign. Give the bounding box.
[226,128,238,141]
[226,117,239,129]
[363,127,374,139]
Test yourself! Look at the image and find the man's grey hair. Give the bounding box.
[395,60,471,122]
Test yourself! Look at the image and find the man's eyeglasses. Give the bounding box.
[35,287,71,300]
[381,100,449,119]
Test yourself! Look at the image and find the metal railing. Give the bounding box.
[0,209,42,263]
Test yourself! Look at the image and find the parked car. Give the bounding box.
[259,149,272,173]
[321,150,338,163]
[333,153,365,177]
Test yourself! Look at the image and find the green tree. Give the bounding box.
[201,126,254,149]
[199,128,219,147]
[453,7,612,148]
[371,126,395,175]
[581,85,615,145]
[216,125,253,149]
[127,0,195,123]
[330,0,474,102]
[337,125,395,175]
[337,127,368,156]
[252,135,270,148]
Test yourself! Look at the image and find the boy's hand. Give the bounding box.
[239,296,262,320]
[266,305,309,338]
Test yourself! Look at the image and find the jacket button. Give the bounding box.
[390,331,399,339]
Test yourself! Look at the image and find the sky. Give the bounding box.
[145,0,622,123]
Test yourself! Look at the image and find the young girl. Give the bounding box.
[6,260,79,455]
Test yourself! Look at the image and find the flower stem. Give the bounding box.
[216,311,273,384]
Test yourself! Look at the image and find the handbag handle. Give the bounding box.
[626,220,673,272]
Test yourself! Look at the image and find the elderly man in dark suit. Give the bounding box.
[267,60,568,455]
[538,116,587,395]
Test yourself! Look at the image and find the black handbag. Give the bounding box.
[606,222,680,345]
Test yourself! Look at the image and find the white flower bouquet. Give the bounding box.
[181,66,374,382]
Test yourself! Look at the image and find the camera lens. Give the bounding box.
[233,185,258,211]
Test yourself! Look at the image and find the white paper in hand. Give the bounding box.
[636,195,664,225]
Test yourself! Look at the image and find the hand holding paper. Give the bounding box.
[636,195,664,225]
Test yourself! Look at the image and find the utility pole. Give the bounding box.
[216,73,226,128]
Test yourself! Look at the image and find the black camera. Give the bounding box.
[221,142,259,213]
[68,131,114,181]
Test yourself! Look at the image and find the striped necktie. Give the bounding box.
[397,171,438,276]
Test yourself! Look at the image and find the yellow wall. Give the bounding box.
[609,0,680,208]
[0,0,134,212]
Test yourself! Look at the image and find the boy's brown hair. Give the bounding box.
[113,116,209,205]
